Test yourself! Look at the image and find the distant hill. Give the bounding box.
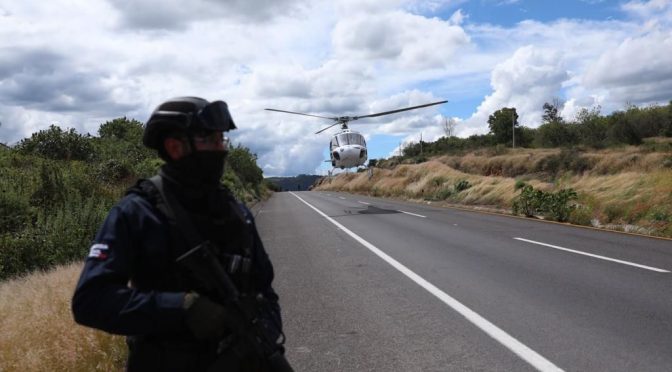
[266,174,322,191]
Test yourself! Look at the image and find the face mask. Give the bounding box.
[169,151,227,187]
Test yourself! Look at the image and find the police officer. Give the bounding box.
[72,97,284,371]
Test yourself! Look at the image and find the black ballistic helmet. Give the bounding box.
[143,97,237,150]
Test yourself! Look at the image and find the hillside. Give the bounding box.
[266,174,322,191]
[314,140,672,237]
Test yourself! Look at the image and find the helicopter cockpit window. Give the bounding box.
[348,133,365,146]
[337,133,350,145]
[330,137,339,150]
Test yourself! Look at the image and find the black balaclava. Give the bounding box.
[160,134,227,208]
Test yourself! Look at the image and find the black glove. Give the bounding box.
[183,292,230,340]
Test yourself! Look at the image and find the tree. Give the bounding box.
[542,100,563,124]
[535,122,576,148]
[98,117,144,142]
[227,145,263,186]
[16,125,93,161]
[607,112,642,145]
[576,106,607,148]
[488,107,519,146]
[442,117,457,137]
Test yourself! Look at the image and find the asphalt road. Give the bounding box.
[254,191,672,371]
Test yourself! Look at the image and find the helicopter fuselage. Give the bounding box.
[330,129,367,169]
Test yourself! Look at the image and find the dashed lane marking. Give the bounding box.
[514,237,669,273]
[291,192,564,372]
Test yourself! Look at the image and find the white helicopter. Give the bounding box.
[265,100,447,169]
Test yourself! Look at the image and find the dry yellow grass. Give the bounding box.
[314,146,672,236]
[0,263,126,371]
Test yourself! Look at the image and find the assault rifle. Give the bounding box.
[177,242,294,372]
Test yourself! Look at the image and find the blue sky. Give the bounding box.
[445,0,623,26]
[1,0,671,176]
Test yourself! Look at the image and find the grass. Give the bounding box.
[314,145,672,237]
[0,263,126,371]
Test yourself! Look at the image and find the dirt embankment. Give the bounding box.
[314,144,672,237]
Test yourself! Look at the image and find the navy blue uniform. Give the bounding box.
[72,175,281,370]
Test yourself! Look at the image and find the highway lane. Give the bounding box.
[255,191,672,371]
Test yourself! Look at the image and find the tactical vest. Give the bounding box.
[130,176,257,294]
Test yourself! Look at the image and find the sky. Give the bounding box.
[0,0,671,177]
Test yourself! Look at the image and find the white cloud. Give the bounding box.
[107,0,305,30]
[332,11,470,69]
[583,30,672,105]
[1,0,672,174]
[460,45,568,135]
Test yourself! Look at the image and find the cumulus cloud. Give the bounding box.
[460,45,568,135]
[0,48,136,113]
[2,0,671,175]
[583,30,672,104]
[332,11,470,69]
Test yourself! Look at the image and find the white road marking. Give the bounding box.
[514,238,670,273]
[398,210,426,218]
[358,201,371,205]
[339,197,346,200]
[290,192,563,372]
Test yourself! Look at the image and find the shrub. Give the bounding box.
[16,125,93,161]
[544,188,578,222]
[512,185,577,221]
[512,185,545,217]
[30,162,66,209]
[433,188,453,200]
[569,205,593,226]
[227,145,263,187]
[97,159,132,183]
[514,179,527,190]
[0,195,110,280]
[454,179,471,192]
[429,176,446,188]
[0,191,32,233]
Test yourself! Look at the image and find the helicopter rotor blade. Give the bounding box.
[353,100,448,120]
[265,108,337,121]
[315,122,342,134]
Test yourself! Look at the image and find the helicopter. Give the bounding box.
[265,100,448,169]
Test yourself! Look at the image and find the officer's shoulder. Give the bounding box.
[118,178,160,211]
[218,186,254,219]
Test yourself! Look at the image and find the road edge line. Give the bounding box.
[290,192,564,372]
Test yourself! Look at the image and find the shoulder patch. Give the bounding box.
[88,243,110,260]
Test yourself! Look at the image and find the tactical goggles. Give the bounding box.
[191,131,230,149]
[153,100,237,132]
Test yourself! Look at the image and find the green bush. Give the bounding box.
[97,159,132,183]
[30,162,66,209]
[454,179,471,192]
[17,125,93,161]
[227,145,263,187]
[429,176,446,188]
[512,185,545,217]
[512,185,577,221]
[569,205,593,226]
[0,190,33,233]
[514,179,527,190]
[544,188,578,222]
[0,194,110,280]
[433,187,453,200]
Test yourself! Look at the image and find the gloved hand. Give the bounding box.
[183,292,230,340]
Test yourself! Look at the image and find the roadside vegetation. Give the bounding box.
[315,101,672,237]
[0,118,269,370]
